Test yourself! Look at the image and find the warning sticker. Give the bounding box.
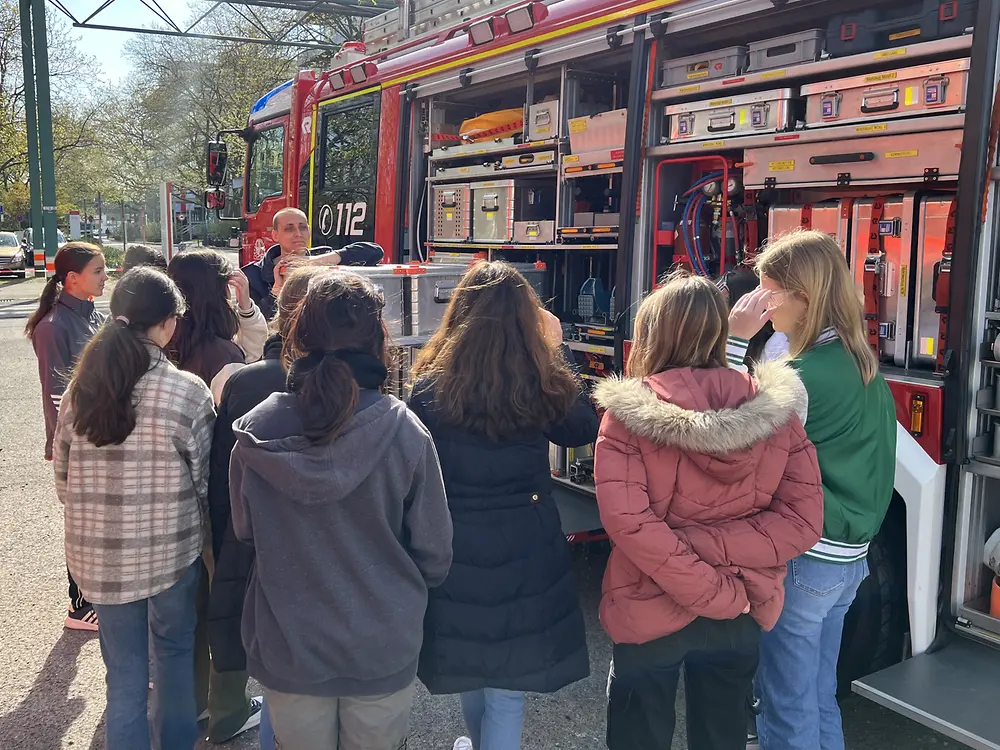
[701,140,726,149]
[899,265,908,296]
[709,98,733,107]
[904,87,917,106]
[563,155,580,163]
[874,48,907,60]
[921,337,936,356]
[889,28,921,41]
[687,70,709,80]
[569,119,588,134]
[445,212,453,220]
[865,71,899,83]
[760,69,787,81]
[769,160,795,172]
[677,85,702,94]
[739,109,747,125]
[885,150,918,158]
[856,123,888,133]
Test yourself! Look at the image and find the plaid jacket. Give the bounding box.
[53,348,216,604]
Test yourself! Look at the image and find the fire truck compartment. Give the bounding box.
[853,638,1000,750]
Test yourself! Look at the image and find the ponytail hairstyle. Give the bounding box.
[70,267,186,446]
[167,250,239,367]
[283,271,389,445]
[755,229,879,385]
[24,243,103,339]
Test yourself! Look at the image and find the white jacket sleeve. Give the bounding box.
[235,302,267,363]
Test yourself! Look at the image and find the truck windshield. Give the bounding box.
[247,124,285,214]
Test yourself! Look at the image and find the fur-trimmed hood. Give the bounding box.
[593,360,807,456]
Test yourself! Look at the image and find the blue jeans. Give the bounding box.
[259,697,275,750]
[460,688,527,750]
[756,555,869,750]
[92,560,201,750]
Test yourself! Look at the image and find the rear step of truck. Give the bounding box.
[853,638,1000,749]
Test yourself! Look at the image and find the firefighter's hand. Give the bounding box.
[273,257,304,295]
[228,271,252,313]
[540,308,563,348]
[729,287,774,340]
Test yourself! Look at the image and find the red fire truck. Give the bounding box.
[212,0,1000,742]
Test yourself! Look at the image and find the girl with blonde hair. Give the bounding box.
[593,270,823,750]
[727,229,897,750]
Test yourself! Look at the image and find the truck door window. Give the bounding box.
[314,93,380,247]
[247,124,285,214]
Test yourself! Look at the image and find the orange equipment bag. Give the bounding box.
[459,109,524,143]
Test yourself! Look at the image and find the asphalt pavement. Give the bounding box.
[0,274,965,749]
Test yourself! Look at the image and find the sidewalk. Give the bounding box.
[0,277,48,302]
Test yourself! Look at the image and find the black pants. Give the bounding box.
[607,615,760,750]
[68,567,89,610]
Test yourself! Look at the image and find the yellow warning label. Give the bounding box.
[889,28,921,41]
[856,123,888,133]
[874,48,907,60]
[568,119,587,134]
[701,140,725,149]
[769,160,796,172]
[886,150,918,158]
[687,70,709,80]
[739,108,747,126]
[760,69,787,81]
[899,265,908,296]
[445,212,453,220]
[709,98,733,107]
[678,85,701,94]
[563,155,580,164]
[865,71,899,83]
[921,337,935,356]
[904,87,916,106]
[458,167,470,173]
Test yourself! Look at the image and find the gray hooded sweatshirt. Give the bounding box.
[230,389,453,697]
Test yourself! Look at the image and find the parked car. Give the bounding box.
[0,232,28,277]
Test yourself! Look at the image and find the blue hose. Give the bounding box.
[681,172,721,277]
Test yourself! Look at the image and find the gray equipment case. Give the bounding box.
[665,88,802,143]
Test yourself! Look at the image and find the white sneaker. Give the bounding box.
[453,738,474,750]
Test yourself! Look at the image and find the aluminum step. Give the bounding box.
[853,638,1000,750]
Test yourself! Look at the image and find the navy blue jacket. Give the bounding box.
[242,242,384,320]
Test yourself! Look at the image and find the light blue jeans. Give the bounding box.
[756,555,869,750]
[259,697,275,750]
[460,688,527,750]
[92,560,201,750]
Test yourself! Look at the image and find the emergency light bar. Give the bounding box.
[469,18,495,45]
[504,5,534,34]
[330,71,346,91]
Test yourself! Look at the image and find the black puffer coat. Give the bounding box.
[407,366,597,695]
[206,334,286,672]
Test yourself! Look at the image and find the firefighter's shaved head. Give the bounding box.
[272,208,310,255]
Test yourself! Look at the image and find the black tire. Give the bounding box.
[836,500,908,695]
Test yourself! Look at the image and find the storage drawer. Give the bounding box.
[826,0,977,58]
[471,180,555,243]
[568,109,627,153]
[514,220,555,244]
[410,264,470,336]
[527,102,559,141]
[743,129,963,188]
[430,184,471,242]
[768,201,853,261]
[593,212,620,227]
[913,196,954,368]
[333,264,414,338]
[748,30,824,72]
[500,150,556,170]
[802,58,970,127]
[574,212,595,227]
[661,46,748,87]
[665,89,801,143]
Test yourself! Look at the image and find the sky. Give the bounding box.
[64,0,192,82]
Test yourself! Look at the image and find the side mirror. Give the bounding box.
[205,188,227,210]
[206,140,228,187]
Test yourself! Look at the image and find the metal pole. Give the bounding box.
[30,0,58,272]
[122,198,127,254]
[19,0,43,274]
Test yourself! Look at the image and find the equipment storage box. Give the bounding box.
[568,109,627,153]
[850,195,917,367]
[514,220,555,244]
[913,196,954,368]
[826,0,977,58]
[665,88,801,143]
[661,46,748,87]
[430,184,471,242]
[471,180,555,243]
[802,58,970,127]
[330,264,426,339]
[527,101,559,141]
[743,128,963,188]
[768,201,853,261]
[748,30,825,72]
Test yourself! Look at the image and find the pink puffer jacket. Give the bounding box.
[592,360,823,645]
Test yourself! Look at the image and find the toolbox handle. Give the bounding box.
[809,152,875,165]
[480,193,500,212]
[861,88,900,114]
[434,280,458,303]
[707,113,736,133]
[932,258,951,304]
[765,42,797,58]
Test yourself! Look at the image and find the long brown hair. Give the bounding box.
[410,261,580,440]
[275,266,328,342]
[24,243,103,339]
[283,271,389,444]
[628,270,729,378]
[755,229,878,385]
[168,250,239,366]
[70,268,186,446]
